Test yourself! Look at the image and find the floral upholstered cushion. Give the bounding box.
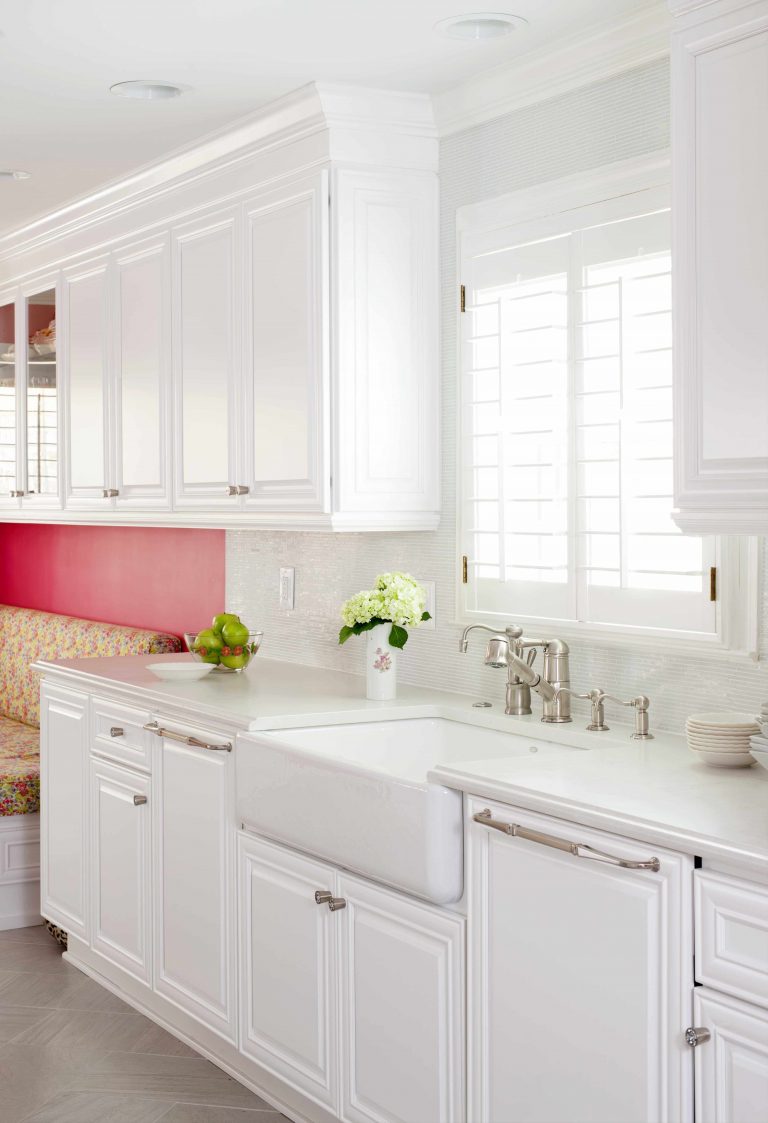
[0,605,181,729]
[0,716,40,816]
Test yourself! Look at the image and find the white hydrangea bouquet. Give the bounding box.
[339,572,431,700]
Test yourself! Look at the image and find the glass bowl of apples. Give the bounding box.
[185,613,263,673]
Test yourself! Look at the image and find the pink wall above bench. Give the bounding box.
[0,524,225,638]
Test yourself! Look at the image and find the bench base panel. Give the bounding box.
[0,814,41,931]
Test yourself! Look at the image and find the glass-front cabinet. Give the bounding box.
[25,284,59,501]
[0,294,18,500]
[0,282,60,506]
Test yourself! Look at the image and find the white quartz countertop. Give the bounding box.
[35,652,768,875]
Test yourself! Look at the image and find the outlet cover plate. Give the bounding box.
[279,567,295,611]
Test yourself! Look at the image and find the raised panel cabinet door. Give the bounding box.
[40,684,89,938]
[337,872,465,1123]
[694,988,768,1123]
[63,257,112,505]
[671,2,768,532]
[242,173,330,513]
[332,168,440,529]
[172,209,241,507]
[113,234,171,508]
[153,726,236,1041]
[238,833,339,1112]
[467,797,693,1123]
[89,758,151,984]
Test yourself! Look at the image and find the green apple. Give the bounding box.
[222,620,250,647]
[212,612,240,635]
[193,628,223,664]
[220,650,250,670]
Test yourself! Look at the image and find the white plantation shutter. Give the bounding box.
[461,183,717,637]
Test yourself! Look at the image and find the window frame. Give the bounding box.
[456,153,760,659]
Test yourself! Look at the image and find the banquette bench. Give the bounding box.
[0,605,180,929]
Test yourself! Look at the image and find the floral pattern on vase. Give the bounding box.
[366,623,397,701]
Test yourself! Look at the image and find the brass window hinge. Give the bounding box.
[462,555,468,584]
[460,284,466,313]
[710,566,717,602]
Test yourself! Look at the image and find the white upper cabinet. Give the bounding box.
[64,257,110,505]
[242,172,330,515]
[332,169,439,529]
[0,83,439,529]
[670,0,768,533]
[113,234,171,509]
[172,208,241,509]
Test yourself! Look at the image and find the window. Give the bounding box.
[459,163,746,645]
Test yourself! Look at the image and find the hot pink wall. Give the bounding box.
[0,524,226,638]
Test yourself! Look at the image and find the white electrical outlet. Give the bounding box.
[279,567,295,610]
[421,581,436,629]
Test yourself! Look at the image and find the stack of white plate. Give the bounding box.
[749,703,768,770]
[686,711,760,768]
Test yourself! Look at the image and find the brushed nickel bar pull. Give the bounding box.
[110,727,124,738]
[143,721,232,753]
[472,809,660,872]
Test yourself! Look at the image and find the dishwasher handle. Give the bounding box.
[472,809,660,872]
[144,721,232,753]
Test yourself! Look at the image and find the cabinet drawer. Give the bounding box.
[92,699,151,771]
[695,870,768,1009]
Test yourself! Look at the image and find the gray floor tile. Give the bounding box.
[78,1052,275,1108]
[158,1106,287,1122]
[22,1090,173,1123]
[0,924,49,946]
[12,1008,197,1058]
[0,1042,83,1123]
[0,1004,51,1043]
[0,941,70,974]
[0,968,134,1012]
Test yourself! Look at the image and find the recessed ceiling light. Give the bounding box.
[0,170,31,180]
[434,12,527,40]
[110,80,185,101]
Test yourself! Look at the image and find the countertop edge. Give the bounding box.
[430,765,768,876]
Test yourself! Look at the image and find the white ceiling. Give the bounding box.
[0,0,657,236]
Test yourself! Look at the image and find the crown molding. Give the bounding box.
[0,82,436,262]
[434,4,672,137]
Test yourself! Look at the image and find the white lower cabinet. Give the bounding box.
[239,833,339,1110]
[239,833,465,1123]
[153,722,237,1043]
[467,796,693,1123]
[40,683,90,939]
[89,758,151,983]
[338,872,465,1123]
[693,988,768,1123]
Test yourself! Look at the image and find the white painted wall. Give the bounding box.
[228,59,767,733]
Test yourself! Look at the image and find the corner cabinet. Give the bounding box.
[0,84,440,530]
[669,0,768,533]
[467,796,693,1123]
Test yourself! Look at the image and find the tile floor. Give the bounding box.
[0,924,291,1123]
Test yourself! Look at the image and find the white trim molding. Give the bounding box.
[434,4,672,137]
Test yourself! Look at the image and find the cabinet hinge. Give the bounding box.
[709,566,717,602]
[461,555,468,584]
[460,284,466,313]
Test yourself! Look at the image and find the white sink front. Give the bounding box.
[237,717,578,903]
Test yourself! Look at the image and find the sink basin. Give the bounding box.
[237,716,578,904]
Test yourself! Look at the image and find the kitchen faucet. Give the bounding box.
[459,624,572,723]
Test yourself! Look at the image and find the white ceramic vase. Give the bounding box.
[366,623,397,701]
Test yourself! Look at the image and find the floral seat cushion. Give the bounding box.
[0,605,181,729]
[0,716,40,816]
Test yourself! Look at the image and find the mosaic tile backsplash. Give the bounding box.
[228,59,766,734]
